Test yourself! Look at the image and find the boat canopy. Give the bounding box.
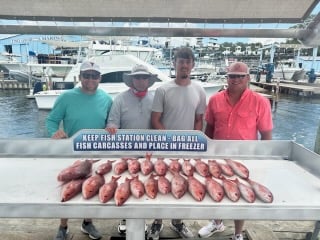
[0,0,319,46]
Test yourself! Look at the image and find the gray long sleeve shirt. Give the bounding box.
[107,89,154,129]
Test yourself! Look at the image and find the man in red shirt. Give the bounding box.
[198,62,273,240]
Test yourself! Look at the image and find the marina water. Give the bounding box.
[1,89,320,151]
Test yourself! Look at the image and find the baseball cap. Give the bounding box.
[80,61,101,73]
[227,62,249,75]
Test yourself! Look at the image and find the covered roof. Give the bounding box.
[0,0,319,46]
[0,0,316,23]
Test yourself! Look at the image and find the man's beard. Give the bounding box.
[181,74,188,79]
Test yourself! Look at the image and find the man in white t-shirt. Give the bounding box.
[150,47,206,240]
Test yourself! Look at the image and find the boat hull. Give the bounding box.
[34,82,225,110]
[274,68,305,81]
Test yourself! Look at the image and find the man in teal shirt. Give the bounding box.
[46,61,113,240]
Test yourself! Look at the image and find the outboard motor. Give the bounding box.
[33,80,43,95]
[265,63,274,83]
[307,68,317,83]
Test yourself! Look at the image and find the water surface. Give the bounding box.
[0,90,319,151]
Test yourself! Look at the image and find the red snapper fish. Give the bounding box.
[247,179,273,203]
[219,162,234,177]
[182,159,194,176]
[194,158,210,177]
[57,159,99,182]
[141,155,154,176]
[61,178,86,202]
[114,177,131,206]
[154,158,168,176]
[158,175,171,194]
[114,158,128,175]
[169,158,182,172]
[188,175,206,201]
[221,176,240,202]
[232,178,255,203]
[130,175,145,198]
[207,160,222,179]
[225,159,249,179]
[144,173,158,199]
[99,176,121,203]
[95,160,114,175]
[171,171,188,199]
[82,174,105,199]
[205,177,224,202]
[128,158,141,174]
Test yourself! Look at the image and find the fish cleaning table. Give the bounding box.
[0,129,320,240]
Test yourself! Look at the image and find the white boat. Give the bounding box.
[0,52,27,76]
[21,40,164,100]
[273,59,305,81]
[34,54,225,110]
[88,40,159,63]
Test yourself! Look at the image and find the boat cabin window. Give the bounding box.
[101,71,130,83]
[100,71,161,84]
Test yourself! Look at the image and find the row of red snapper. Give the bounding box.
[57,156,273,205]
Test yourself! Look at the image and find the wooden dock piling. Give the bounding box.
[0,79,29,90]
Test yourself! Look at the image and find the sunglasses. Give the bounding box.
[228,74,247,79]
[133,75,149,80]
[82,72,100,80]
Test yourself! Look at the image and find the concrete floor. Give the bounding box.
[0,218,317,240]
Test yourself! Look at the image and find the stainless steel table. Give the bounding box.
[1,129,320,239]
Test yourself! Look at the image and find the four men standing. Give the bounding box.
[48,48,273,240]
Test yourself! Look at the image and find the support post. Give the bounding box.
[126,218,145,240]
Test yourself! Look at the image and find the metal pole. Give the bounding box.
[126,219,145,240]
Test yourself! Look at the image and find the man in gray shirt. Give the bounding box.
[150,47,206,239]
[107,64,157,131]
[106,64,157,236]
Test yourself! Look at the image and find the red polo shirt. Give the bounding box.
[205,88,273,140]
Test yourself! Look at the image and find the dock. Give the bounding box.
[250,80,320,97]
[0,218,317,240]
[248,83,277,108]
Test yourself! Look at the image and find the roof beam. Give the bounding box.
[0,0,317,23]
[0,25,302,38]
